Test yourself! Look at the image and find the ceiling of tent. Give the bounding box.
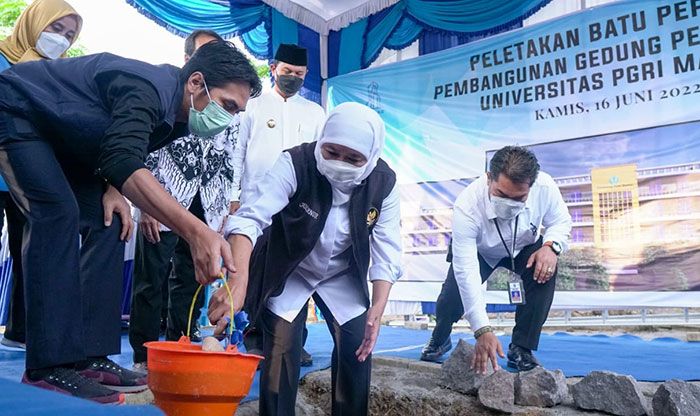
[261,0,400,34]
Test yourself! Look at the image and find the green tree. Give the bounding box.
[640,245,668,266]
[671,268,690,291]
[255,62,270,79]
[482,247,611,292]
[558,247,610,291]
[0,0,26,26]
[486,267,511,290]
[0,0,86,57]
[640,245,691,291]
[553,253,577,291]
[66,43,86,57]
[0,0,27,38]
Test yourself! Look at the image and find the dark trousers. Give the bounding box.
[431,239,556,351]
[260,295,370,416]
[128,195,205,363]
[244,310,309,354]
[0,192,26,343]
[0,116,125,369]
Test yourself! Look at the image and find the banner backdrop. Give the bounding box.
[327,0,700,308]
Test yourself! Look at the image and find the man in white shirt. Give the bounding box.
[232,43,325,205]
[231,43,325,365]
[420,146,572,373]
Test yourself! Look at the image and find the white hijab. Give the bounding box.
[314,102,385,204]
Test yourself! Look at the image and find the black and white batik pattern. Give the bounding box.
[146,123,239,232]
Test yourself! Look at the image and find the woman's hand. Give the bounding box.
[355,305,383,362]
[355,280,392,362]
[209,235,252,336]
[208,275,247,336]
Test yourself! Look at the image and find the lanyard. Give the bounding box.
[494,216,519,271]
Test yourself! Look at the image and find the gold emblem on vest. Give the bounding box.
[267,119,276,128]
[366,208,378,227]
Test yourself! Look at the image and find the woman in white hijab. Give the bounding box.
[210,102,403,415]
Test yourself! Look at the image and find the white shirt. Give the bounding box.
[451,172,572,331]
[232,89,326,203]
[145,122,239,233]
[224,153,403,325]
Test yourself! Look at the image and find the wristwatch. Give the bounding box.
[543,241,562,255]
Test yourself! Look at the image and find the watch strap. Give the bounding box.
[544,241,561,255]
[474,325,493,339]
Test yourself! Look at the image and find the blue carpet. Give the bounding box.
[1,324,699,414]
[371,327,700,382]
[0,377,163,415]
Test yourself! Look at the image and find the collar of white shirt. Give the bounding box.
[271,88,302,103]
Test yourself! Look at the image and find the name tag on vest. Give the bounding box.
[299,202,319,219]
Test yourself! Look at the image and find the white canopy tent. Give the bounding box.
[261,0,400,35]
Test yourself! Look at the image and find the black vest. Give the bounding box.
[244,142,397,321]
[0,53,183,166]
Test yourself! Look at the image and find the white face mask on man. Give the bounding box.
[36,32,70,60]
[491,195,525,220]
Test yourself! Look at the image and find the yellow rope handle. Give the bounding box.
[186,285,202,339]
[186,275,235,340]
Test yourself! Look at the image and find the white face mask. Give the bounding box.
[36,32,70,60]
[491,195,525,220]
[317,157,365,188]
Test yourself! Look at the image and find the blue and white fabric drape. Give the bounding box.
[327,0,553,77]
[127,0,555,100]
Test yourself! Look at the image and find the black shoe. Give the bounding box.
[300,348,313,367]
[23,367,124,404]
[77,357,149,393]
[420,337,452,362]
[507,344,541,372]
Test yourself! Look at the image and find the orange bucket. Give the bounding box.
[145,337,262,416]
[145,279,263,415]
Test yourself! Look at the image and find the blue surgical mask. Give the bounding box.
[188,79,234,137]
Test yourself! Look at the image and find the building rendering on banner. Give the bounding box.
[555,162,698,249]
[400,120,700,293]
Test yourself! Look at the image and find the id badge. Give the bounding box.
[506,270,526,305]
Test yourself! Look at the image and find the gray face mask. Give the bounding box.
[276,74,304,96]
[491,195,525,220]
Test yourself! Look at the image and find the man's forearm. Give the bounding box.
[121,168,204,241]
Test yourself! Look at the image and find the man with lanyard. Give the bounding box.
[232,43,325,365]
[128,30,242,372]
[420,146,572,373]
